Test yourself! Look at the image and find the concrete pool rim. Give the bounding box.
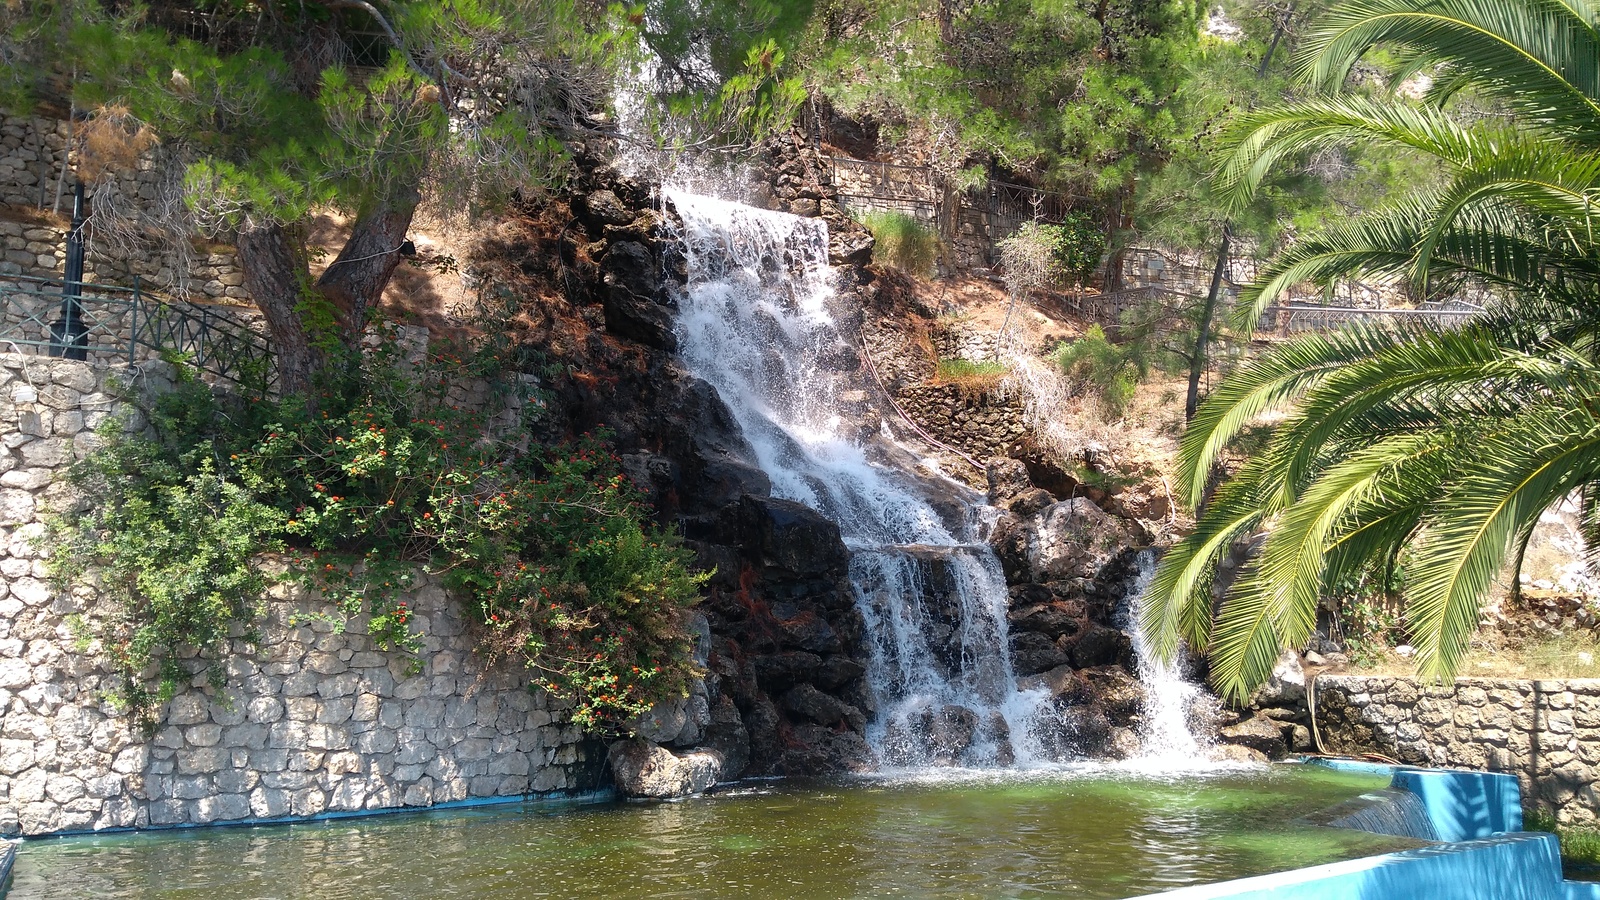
[1126,758,1600,900]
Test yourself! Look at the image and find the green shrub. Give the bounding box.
[1526,810,1600,871]
[48,325,705,734]
[861,210,939,276]
[1052,324,1145,415]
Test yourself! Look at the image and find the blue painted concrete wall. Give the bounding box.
[1124,761,1599,900]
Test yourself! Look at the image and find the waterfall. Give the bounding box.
[1126,550,1211,762]
[667,189,1061,767]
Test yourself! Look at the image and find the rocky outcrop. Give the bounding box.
[473,160,881,794]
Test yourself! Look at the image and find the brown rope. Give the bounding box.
[858,336,986,473]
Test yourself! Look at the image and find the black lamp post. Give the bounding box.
[50,181,88,361]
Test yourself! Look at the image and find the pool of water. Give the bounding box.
[9,763,1425,899]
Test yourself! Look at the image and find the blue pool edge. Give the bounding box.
[1125,758,1600,900]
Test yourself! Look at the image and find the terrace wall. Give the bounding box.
[0,354,597,836]
[1315,675,1600,825]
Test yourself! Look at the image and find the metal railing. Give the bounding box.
[0,273,275,389]
[1259,302,1484,335]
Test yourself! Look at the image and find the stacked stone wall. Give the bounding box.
[0,114,254,302]
[0,354,595,836]
[1316,675,1600,825]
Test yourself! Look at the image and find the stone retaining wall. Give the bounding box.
[0,354,595,836]
[0,114,253,301]
[1315,674,1600,824]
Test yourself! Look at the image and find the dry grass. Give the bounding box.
[933,357,1008,398]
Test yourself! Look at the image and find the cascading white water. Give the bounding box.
[667,189,1063,767]
[1126,550,1212,762]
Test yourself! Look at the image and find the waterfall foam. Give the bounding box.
[667,189,1069,767]
[1126,550,1213,765]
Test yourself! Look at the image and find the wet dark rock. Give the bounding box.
[814,655,868,690]
[703,694,751,780]
[770,601,843,653]
[789,198,820,217]
[1070,624,1133,669]
[780,725,876,775]
[752,651,824,693]
[601,242,675,351]
[717,495,849,579]
[1033,703,1111,757]
[741,695,784,772]
[782,683,865,731]
[925,705,981,765]
[1010,631,1070,676]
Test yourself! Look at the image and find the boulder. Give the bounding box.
[751,651,824,693]
[782,684,864,730]
[718,494,849,579]
[608,739,723,798]
[813,655,867,690]
[581,189,634,228]
[1016,663,1087,703]
[1086,668,1144,725]
[633,698,689,745]
[828,225,874,267]
[1250,650,1307,707]
[1108,727,1142,760]
[1218,714,1289,759]
[1009,631,1070,676]
[601,241,676,351]
[1024,498,1135,582]
[702,695,751,780]
[985,457,1034,507]
[1070,624,1133,669]
[1213,744,1270,765]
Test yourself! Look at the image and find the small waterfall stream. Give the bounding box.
[1126,551,1212,763]
[667,188,1212,768]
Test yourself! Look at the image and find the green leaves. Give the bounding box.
[1150,314,1600,699]
[47,323,705,733]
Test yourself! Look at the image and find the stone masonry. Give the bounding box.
[0,353,597,835]
[0,113,253,301]
[1316,675,1600,825]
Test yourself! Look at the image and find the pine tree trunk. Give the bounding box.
[236,221,319,397]
[315,186,420,339]
[1186,223,1231,421]
[234,188,418,398]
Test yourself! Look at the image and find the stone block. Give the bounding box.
[165,694,209,726]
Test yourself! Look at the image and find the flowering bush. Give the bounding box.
[48,327,704,732]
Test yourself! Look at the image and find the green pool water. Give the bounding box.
[9,763,1424,899]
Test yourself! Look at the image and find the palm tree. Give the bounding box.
[1140,0,1600,701]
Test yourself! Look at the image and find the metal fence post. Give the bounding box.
[128,275,140,365]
